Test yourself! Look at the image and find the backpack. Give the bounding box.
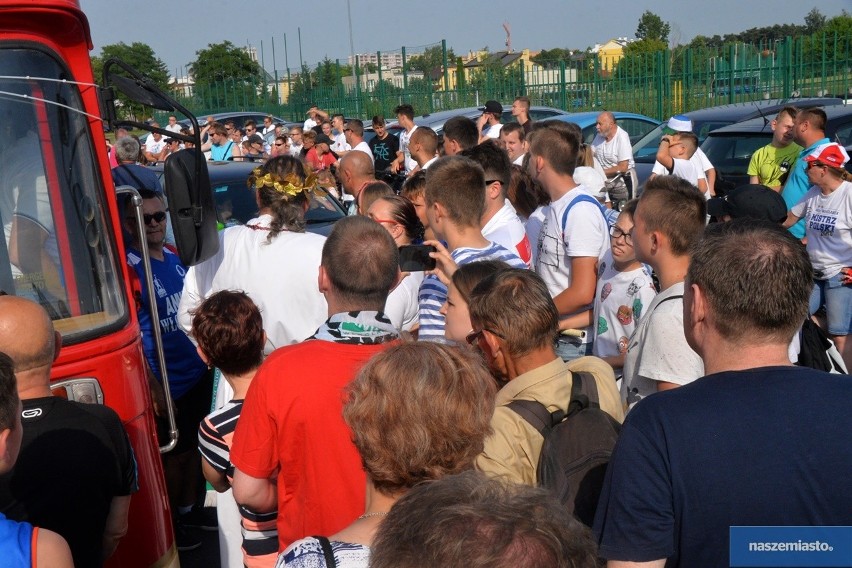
[508,371,621,527]
[796,318,847,374]
[560,193,619,238]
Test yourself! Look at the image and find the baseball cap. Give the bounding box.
[803,142,850,168]
[663,115,693,135]
[315,133,334,146]
[706,184,787,223]
[480,100,503,115]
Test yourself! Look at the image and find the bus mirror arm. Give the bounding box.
[117,187,178,454]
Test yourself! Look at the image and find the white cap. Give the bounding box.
[665,115,693,133]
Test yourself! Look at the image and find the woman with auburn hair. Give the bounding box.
[178,156,328,353]
[366,195,425,332]
[278,342,497,567]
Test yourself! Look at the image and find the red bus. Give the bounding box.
[0,1,217,566]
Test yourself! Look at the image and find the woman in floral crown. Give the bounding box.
[179,156,329,356]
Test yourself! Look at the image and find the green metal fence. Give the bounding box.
[167,32,851,124]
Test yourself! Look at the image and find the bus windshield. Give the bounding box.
[0,47,126,344]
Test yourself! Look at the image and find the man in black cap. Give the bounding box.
[477,100,504,143]
[707,184,787,224]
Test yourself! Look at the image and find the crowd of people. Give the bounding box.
[0,99,850,568]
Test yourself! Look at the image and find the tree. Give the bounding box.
[530,48,574,69]
[804,7,827,34]
[189,41,262,109]
[407,46,455,78]
[91,42,169,120]
[616,38,667,78]
[635,10,671,44]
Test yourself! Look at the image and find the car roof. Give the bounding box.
[544,111,659,127]
[679,97,843,122]
[709,104,852,134]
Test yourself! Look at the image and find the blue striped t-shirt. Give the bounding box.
[417,241,527,342]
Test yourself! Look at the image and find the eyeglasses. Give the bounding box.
[609,225,632,243]
[143,211,167,225]
[807,161,826,170]
[465,328,504,345]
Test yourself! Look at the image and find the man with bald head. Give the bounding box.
[336,150,376,215]
[0,296,138,567]
[591,111,634,182]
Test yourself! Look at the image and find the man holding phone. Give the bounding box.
[417,156,527,342]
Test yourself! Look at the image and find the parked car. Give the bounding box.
[150,160,345,236]
[376,104,570,140]
[631,97,846,188]
[178,111,295,131]
[700,104,852,192]
[540,112,660,144]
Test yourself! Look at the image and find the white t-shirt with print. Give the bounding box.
[534,187,609,343]
[592,251,657,366]
[592,126,634,170]
[791,180,852,279]
[621,281,704,409]
[399,125,419,173]
[652,148,713,182]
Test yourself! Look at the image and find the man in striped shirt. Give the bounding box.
[418,156,527,342]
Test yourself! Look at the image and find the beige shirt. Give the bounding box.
[476,356,625,485]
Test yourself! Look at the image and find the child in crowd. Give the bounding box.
[656,131,711,197]
[194,291,277,568]
[440,260,511,344]
[591,200,657,378]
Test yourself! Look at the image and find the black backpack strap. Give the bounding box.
[507,399,552,435]
[313,535,337,568]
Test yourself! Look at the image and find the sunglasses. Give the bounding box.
[143,211,167,225]
[465,328,504,345]
[806,161,826,170]
[275,143,285,147]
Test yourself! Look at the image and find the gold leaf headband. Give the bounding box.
[249,168,318,198]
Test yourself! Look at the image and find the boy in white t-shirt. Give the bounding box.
[656,131,711,197]
[557,199,657,378]
[592,201,657,376]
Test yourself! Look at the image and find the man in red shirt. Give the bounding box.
[231,216,400,550]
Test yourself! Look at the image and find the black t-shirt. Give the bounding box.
[369,133,400,172]
[0,397,138,568]
[594,366,852,567]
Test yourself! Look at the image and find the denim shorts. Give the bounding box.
[809,274,852,335]
[556,334,594,362]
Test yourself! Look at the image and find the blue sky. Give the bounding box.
[80,0,849,76]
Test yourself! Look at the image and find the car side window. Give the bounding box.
[831,120,852,147]
[617,118,658,145]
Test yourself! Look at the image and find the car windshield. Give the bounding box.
[0,48,126,343]
[211,175,345,228]
[701,132,773,176]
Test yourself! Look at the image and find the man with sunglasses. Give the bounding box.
[122,190,212,549]
[270,136,290,158]
[469,268,623,486]
[782,107,830,240]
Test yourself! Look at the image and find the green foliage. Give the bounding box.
[531,48,575,69]
[91,42,169,120]
[616,39,667,78]
[190,41,260,85]
[804,8,827,33]
[407,45,455,77]
[189,41,263,110]
[636,11,671,44]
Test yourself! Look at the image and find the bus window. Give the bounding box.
[0,48,126,343]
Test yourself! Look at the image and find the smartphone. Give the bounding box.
[398,244,437,272]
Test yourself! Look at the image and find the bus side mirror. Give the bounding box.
[164,149,218,266]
